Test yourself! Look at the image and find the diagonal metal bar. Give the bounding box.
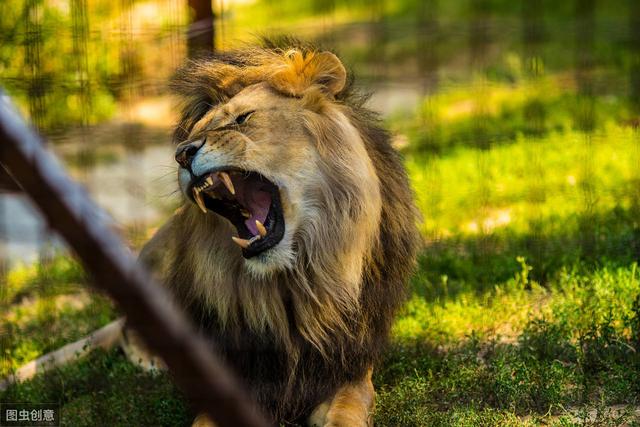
[0,90,269,427]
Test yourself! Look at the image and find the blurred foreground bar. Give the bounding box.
[0,90,268,427]
[0,165,19,192]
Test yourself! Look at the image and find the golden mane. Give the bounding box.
[141,40,420,422]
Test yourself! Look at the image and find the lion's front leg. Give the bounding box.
[307,367,375,427]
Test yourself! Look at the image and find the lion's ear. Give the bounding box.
[308,51,347,95]
[270,50,347,97]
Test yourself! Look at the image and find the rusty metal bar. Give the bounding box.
[0,91,269,427]
[0,165,19,192]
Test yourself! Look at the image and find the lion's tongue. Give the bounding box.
[232,176,272,236]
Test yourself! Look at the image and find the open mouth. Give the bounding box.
[189,169,285,258]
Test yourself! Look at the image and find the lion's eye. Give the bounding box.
[235,111,254,125]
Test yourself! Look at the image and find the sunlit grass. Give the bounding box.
[407,126,639,238]
[394,267,549,344]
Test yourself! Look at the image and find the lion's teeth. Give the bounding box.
[219,171,235,195]
[241,209,251,218]
[248,235,261,244]
[231,236,250,249]
[255,220,267,237]
[192,187,207,213]
[205,176,214,186]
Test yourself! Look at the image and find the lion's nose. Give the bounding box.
[175,139,204,168]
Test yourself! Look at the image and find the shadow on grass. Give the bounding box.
[0,348,191,427]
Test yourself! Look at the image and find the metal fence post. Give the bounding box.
[0,91,269,427]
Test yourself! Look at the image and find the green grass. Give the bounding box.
[376,261,640,426]
[371,76,640,425]
[1,348,190,427]
[1,256,117,377]
[3,76,640,425]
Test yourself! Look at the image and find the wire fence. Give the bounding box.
[1,0,639,425]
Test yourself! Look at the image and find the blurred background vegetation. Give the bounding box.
[1,0,640,425]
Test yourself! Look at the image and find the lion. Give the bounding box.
[131,40,419,426]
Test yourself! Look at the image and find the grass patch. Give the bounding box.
[1,348,190,427]
[1,256,117,377]
[376,261,640,425]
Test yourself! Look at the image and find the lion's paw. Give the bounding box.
[119,326,167,372]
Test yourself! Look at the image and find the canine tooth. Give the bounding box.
[192,187,207,213]
[219,171,235,195]
[255,220,267,237]
[231,236,250,249]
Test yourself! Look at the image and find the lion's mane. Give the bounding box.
[141,39,419,424]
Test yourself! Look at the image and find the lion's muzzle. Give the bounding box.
[183,164,286,258]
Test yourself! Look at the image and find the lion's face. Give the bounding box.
[176,83,315,271]
[175,66,381,277]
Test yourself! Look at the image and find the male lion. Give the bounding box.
[134,41,418,426]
